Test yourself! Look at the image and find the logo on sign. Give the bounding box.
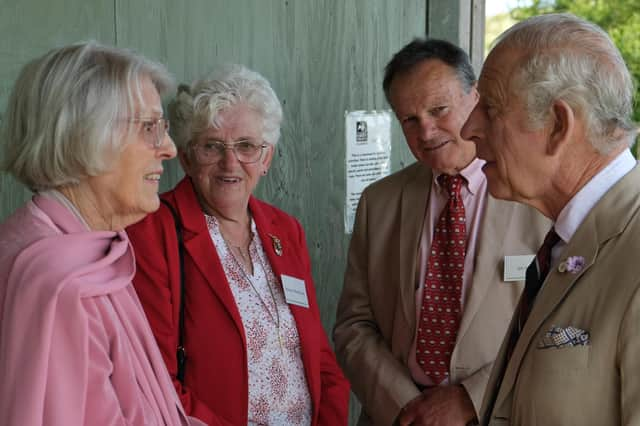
[356,121,368,143]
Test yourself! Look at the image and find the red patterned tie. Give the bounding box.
[416,174,466,384]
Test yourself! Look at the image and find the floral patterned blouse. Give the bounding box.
[205,214,312,425]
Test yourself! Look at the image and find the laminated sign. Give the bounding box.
[344,110,392,233]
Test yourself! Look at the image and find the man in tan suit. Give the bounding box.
[461,14,640,425]
[333,39,548,425]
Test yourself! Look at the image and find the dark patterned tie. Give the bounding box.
[503,227,560,360]
[517,227,560,336]
[416,174,466,384]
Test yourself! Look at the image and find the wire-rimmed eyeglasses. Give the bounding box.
[191,140,269,164]
[129,118,170,148]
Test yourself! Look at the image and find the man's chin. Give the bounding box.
[483,167,514,201]
[487,183,514,201]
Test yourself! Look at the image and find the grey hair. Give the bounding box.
[494,13,635,153]
[2,40,173,191]
[168,64,283,151]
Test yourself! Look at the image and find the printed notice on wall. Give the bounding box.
[345,110,392,233]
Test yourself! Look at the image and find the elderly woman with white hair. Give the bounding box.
[127,64,350,425]
[0,41,204,425]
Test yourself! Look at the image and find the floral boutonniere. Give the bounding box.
[558,256,585,274]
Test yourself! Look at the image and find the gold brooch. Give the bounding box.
[268,234,283,256]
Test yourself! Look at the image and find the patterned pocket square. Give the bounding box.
[538,325,590,349]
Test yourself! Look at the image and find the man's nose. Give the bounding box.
[461,105,483,143]
[418,117,438,141]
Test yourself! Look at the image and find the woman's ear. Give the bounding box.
[261,144,275,173]
[547,99,575,156]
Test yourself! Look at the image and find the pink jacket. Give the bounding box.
[0,195,204,426]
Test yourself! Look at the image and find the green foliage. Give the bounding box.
[510,0,640,154]
[485,13,516,55]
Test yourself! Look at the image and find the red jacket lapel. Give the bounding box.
[169,178,246,339]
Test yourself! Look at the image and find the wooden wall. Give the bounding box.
[0,1,437,423]
[0,0,425,307]
[0,0,488,423]
[427,0,485,74]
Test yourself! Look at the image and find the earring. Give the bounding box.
[262,170,267,175]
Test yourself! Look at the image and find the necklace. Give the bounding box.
[218,219,253,270]
[223,237,285,353]
[227,243,251,270]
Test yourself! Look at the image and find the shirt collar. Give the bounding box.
[434,158,486,196]
[555,149,636,244]
[204,212,258,235]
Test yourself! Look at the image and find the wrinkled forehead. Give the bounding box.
[477,46,523,106]
[196,103,265,140]
[393,59,463,93]
[389,59,468,110]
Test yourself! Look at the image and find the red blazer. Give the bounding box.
[126,177,349,426]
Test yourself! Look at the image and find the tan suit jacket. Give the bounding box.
[482,164,640,426]
[334,162,549,425]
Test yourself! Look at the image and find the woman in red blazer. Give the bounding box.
[127,64,349,426]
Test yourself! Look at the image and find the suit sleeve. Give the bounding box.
[619,281,640,425]
[294,219,351,425]
[333,191,421,425]
[127,210,231,426]
[460,363,493,416]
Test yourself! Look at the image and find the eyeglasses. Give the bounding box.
[129,118,170,148]
[191,140,268,164]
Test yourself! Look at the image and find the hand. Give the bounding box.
[396,385,476,426]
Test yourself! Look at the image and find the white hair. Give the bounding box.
[495,13,635,153]
[2,40,173,191]
[168,64,283,151]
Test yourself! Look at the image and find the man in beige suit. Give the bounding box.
[461,14,640,425]
[333,39,548,425]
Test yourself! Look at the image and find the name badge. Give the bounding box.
[504,255,535,282]
[281,274,309,308]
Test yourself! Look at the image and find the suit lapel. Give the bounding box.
[493,164,640,411]
[399,164,432,330]
[493,231,597,410]
[456,197,517,342]
[172,178,245,337]
[249,197,299,302]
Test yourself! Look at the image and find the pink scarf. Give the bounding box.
[0,196,202,425]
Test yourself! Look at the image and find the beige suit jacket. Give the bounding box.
[481,164,640,426]
[334,162,549,425]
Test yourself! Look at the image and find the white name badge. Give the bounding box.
[504,255,535,282]
[281,274,309,308]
